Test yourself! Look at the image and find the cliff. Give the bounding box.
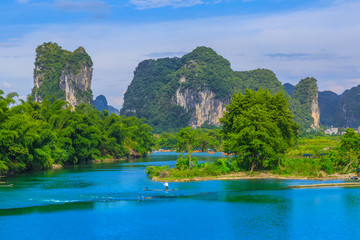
[121,47,294,132]
[291,77,320,129]
[175,88,228,128]
[31,42,93,108]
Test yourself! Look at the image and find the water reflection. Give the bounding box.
[1,153,360,240]
[0,201,95,217]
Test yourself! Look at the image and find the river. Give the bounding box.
[1,152,359,239]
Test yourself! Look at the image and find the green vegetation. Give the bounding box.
[31,42,93,103]
[121,47,290,133]
[147,133,360,180]
[153,128,222,152]
[146,89,360,180]
[121,46,325,133]
[290,77,318,130]
[120,57,188,132]
[0,90,152,176]
[335,85,360,127]
[146,156,239,179]
[234,69,285,94]
[176,127,197,168]
[221,88,299,171]
[177,47,236,100]
[318,91,340,126]
[278,137,340,177]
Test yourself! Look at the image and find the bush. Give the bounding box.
[145,165,170,178]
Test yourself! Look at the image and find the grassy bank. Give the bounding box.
[146,136,358,181]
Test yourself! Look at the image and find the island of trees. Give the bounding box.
[147,89,360,180]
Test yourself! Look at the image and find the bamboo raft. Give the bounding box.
[0,184,13,187]
[288,182,360,189]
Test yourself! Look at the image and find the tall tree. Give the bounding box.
[176,127,197,169]
[340,128,360,173]
[221,88,299,171]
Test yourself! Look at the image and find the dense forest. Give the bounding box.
[0,90,153,175]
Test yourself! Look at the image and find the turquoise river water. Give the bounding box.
[1,152,360,240]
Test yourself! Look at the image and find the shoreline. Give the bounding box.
[152,172,357,182]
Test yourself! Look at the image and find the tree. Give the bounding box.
[220,88,299,171]
[340,128,360,173]
[176,127,197,169]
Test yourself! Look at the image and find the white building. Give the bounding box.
[324,127,338,135]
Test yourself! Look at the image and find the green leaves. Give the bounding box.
[0,90,154,175]
[221,88,299,171]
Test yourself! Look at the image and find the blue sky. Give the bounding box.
[1,0,360,108]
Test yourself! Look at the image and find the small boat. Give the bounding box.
[207,149,215,154]
[0,184,13,187]
[143,188,178,191]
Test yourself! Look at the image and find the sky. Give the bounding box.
[1,0,360,109]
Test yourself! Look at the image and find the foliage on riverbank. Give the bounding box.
[146,154,239,179]
[0,91,153,175]
[146,134,360,180]
[154,128,222,152]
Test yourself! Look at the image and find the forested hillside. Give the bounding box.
[335,85,360,127]
[121,46,317,132]
[318,91,340,126]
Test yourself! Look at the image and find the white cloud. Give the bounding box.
[130,0,207,9]
[1,0,360,108]
[1,82,13,89]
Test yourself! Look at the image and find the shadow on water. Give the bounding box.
[0,201,95,217]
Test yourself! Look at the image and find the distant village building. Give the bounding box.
[354,126,360,133]
[324,127,338,135]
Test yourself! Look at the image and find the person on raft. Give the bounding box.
[163,181,169,191]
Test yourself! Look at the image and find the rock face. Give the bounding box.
[311,91,320,129]
[32,42,93,108]
[291,77,320,129]
[175,86,228,128]
[121,46,321,132]
[59,65,92,108]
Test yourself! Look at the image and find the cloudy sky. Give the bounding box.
[1,0,359,109]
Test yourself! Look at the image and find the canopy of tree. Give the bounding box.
[0,90,153,175]
[221,88,299,171]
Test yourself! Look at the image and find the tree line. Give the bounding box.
[0,90,153,175]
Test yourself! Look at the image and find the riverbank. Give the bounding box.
[152,172,357,182]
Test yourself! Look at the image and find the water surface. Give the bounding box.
[1,152,359,239]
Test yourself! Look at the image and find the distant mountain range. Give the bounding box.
[285,83,360,128]
[120,47,320,132]
[93,95,119,115]
[29,43,360,132]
